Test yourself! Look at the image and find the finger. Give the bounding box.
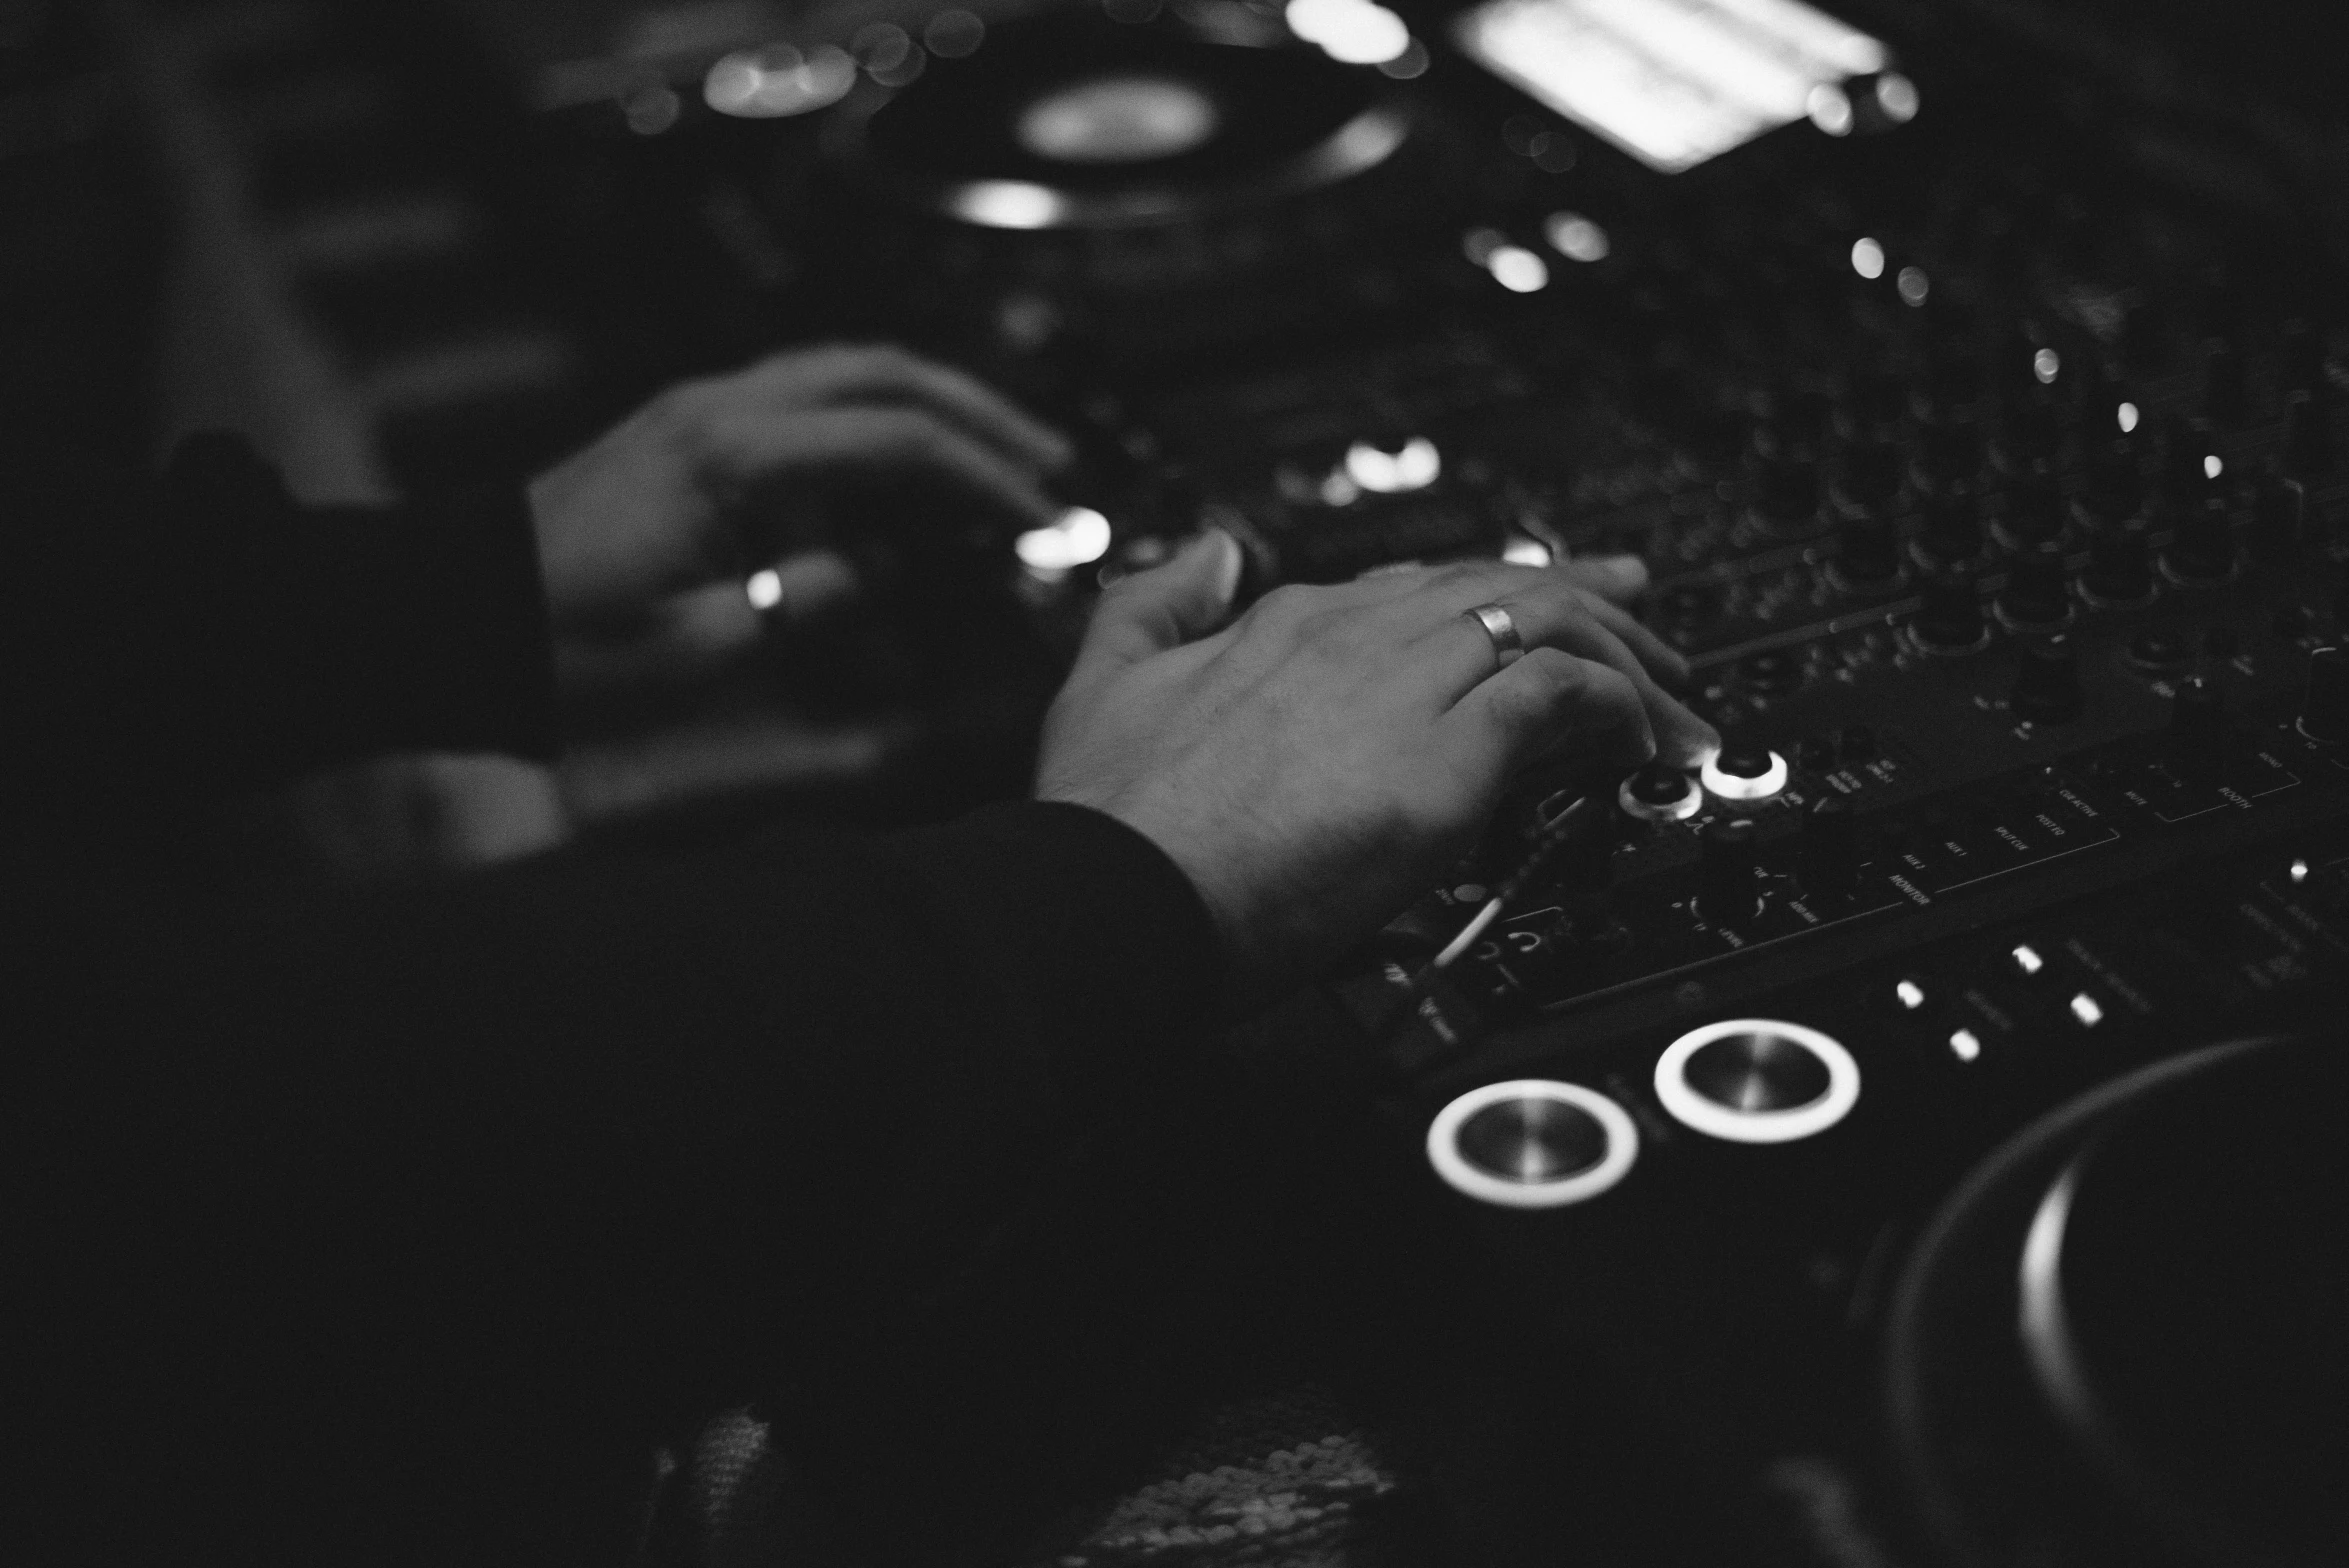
[718,344,1073,471]
[1398,572,1714,765]
[1065,528,1243,691]
[1552,553,1650,605]
[559,712,922,826]
[1395,562,1689,687]
[698,406,1063,527]
[553,580,765,700]
[1442,649,1657,780]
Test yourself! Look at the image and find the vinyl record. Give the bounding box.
[825,13,1411,228]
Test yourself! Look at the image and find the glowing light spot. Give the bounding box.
[1806,83,1853,136]
[2068,992,2104,1027]
[1502,535,1553,567]
[2291,857,2311,884]
[2117,401,2140,434]
[2011,943,2045,976]
[1876,73,1920,123]
[623,85,681,135]
[745,568,783,611]
[2204,454,2224,480]
[923,9,985,57]
[1462,226,1506,266]
[1377,38,1430,78]
[705,45,858,118]
[1850,237,1885,280]
[947,180,1067,230]
[1895,979,1926,1011]
[1545,211,1610,263]
[2033,347,2061,385]
[1015,506,1113,570]
[1488,244,1550,293]
[1896,266,1930,307]
[1346,436,1442,494]
[1287,0,1412,64]
[1320,470,1362,507]
[1949,1028,1982,1062]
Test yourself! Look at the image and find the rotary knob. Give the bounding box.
[1798,794,1861,896]
[2301,647,2349,745]
[1919,488,1984,566]
[1912,568,1990,654]
[2083,517,2155,605]
[1998,547,2073,628]
[2162,500,2236,584]
[2169,676,2228,781]
[2010,635,2083,723]
[1833,514,1902,589]
[1697,816,1764,926]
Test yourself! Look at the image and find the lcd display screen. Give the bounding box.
[1454,0,1890,173]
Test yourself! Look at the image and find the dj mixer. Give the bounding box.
[450,0,2349,1560]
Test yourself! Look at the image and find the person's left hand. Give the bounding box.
[526,344,1072,822]
[529,343,1072,700]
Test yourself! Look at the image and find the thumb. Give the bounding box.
[1068,528,1243,686]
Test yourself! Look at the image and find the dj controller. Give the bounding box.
[453,0,2349,1561]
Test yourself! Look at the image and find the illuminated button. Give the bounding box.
[1544,211,1609,264]
[1897,266,1930,307]
[1426,1080,1639,1208]
[745,568,784,611]
[1806,83,1853,136]
[1487,244,1549,293]
[2010,943,2046,977]
[1851,237,1886,280]
[2033,348,2062,385]
[1015,507,1112,569]
[2117,400,2141,434]
[1701,746,1789,803]
[1344,437,1440,494]
[2291,858,2312,885]
[1653,1020,1862,1144]
[1895,979,1927,1011]
[1875,73,1920,122]
[1619,763,1702,822]
[1948,1028,1983,1062]
[2069,992,2104,1027]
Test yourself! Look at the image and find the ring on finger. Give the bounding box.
[1463,603,1524,670]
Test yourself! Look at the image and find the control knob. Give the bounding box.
[2163,500,2236,584]
[2082,517,2155,605]
[2010,635,2083,723]
[1697,817,1764,926]
[1798,794,1861,896]
[2301,647,2349,746]
[1998,547,2072,629]
[1912,568,1989,654]
[2169,676,2228,782]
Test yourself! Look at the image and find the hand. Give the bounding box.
[1036,536,1718,1008]
[529,343,1072,697]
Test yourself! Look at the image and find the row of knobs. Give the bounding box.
[1681,646,2349,927]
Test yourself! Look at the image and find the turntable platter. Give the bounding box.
[826,14,1411,228]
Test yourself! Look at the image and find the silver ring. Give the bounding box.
[1463,603,1524,669]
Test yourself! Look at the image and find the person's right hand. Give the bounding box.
[1036,534,1717,1010]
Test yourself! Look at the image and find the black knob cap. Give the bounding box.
[1799,794,1860,895]
[1837,437,1902,506]
[2011,635,2083,723]
[2203,339,2248,427]
[2163,500,2236,583]
[2302,647,2349,745]
[1753,428,1820,532]
[1919,417,1982,484]
[2169,676,2228,779]
[1833,514,1901,588]
[1999,479,2065,547]
[2081,437,2145,525]
[2282,390,2334,480]
[1698,816,1764,926]
[2123,298,2170,376]
[1920,488,1984,565]
[2084,517,2154,604]
[1999,547,2072,627]
[1913,568,1988,653]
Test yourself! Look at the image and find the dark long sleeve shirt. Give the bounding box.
[3,437,1227,1565]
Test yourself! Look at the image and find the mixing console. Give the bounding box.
[490,0,2349,1559]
